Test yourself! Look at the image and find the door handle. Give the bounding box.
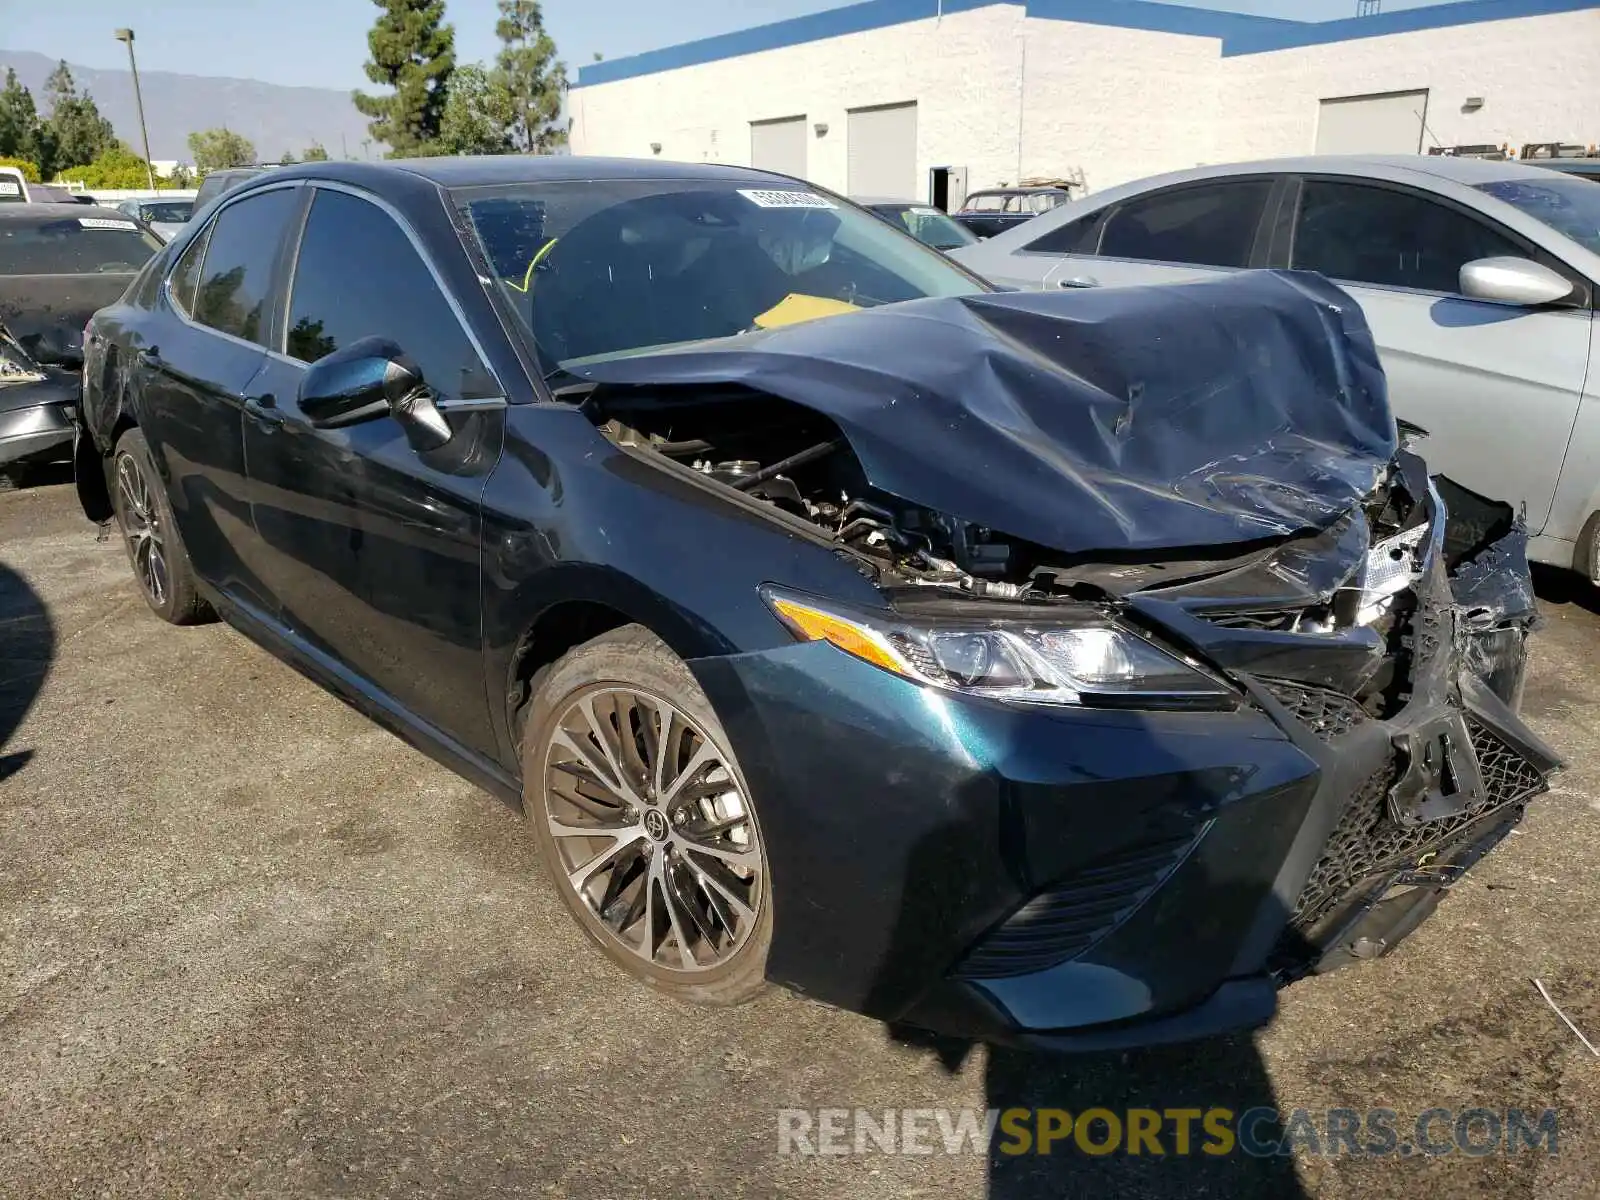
[1056,275,1099,289]
[243,392,285,426]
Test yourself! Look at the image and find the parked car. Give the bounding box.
[953,186,1071,238]
[114,197,195,241]
[953,155,1600,582]
[1529,157,1600,182]
[856,197,979,251]
[0,203,162,481]
[191,166,267,214]
[75,157,1557,1050]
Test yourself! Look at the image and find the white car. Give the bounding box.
[114,198,195,242]
[953,155,1600,580]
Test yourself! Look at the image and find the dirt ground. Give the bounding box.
[3,471,1599,1199]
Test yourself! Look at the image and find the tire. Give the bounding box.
[110,428,213,625]
[522,624,771,1006]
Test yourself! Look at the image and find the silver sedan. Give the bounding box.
[952,155,1600,580]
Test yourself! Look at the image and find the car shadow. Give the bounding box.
[0,556,55,782]
[0,460,73,491]
[1531,562,1600,617]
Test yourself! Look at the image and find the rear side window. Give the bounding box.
[285,188,497,399]
[1025,212,1104,255]
[1097,180,1273,268]
[168,223,212,316]
[191,187,298,344]
[1292,181,1522,293]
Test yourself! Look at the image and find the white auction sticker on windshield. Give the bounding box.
[0,181,20,195]
[78,217,139,230]
[738,189,838,210]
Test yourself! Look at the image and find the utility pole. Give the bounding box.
[114,28,157,191]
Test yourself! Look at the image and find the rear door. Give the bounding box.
[1277,175,1591,533]
[241,183,506,754]
[1039,176,1281,290]
[135,183,301,612]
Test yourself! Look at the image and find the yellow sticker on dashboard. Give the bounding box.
[753,294,861,329]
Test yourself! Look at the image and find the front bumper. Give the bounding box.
[691,480,1558,1049]
[0,375,77,469]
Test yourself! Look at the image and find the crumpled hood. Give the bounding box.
[570,270,1397,557]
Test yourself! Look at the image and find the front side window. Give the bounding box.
[965,194,1004,212]
[1476,176,1600,256]
[191,187,298,344]
[1025,212,1103,255]
[458,180,985,371]
[1293,180,1520,293]
[1098,180,1272,268]
[0,214,162,274]
[286,188,497,399]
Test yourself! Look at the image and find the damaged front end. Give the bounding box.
[564,270,1560,1014]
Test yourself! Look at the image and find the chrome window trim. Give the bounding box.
[288,180,506,401]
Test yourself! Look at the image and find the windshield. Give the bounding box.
[0,215,163,274]
[1476,177,1600,255]
[138,201,193,223]
[456,179,985,371]
[877,204,978,250]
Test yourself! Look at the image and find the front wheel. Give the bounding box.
[522,625,771,1006]
[110,428,213,625]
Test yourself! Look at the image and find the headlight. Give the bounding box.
[762,587,1236,711]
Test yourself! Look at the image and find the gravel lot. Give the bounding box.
[4,472,1600,1199]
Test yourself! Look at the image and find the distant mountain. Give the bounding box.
[0,50,378,164]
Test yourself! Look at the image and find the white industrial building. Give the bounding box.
[569,0,1599,204]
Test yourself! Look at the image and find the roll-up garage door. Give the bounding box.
[750,117,808,179]
[1314,91,1429,155]
[847,103,917,198]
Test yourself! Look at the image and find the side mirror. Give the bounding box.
[298,336,452,451]
[1458,257,1573,306]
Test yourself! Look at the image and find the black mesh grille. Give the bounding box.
[1289,719,1546,928]
[1262,679,1370,742]
[954,834,1199,979]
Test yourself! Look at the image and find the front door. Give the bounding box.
[241,184,506,756]
[1284,177,1591,534]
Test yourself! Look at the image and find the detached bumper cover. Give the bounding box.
[692,475,1557,1048]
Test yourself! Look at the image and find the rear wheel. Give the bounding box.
[111,428,213,625]
[522,625,771,1005]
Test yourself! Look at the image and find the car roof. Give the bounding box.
[968,186,1067,195]
[0,202,120,222]
[266,155,802,190]
[1117,153,1568,188]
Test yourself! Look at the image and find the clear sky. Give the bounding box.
[4,0,1459,91]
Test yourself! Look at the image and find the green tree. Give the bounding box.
[437,63,513,155]
[353,0,455,157]
[0,70,37,159]
[188,127,257,172]
[169,164,194,188]
[43,61,116,172]
[57,142,158,189]
[492,0,566,154]
[280,150,296,165]
[302,142,330,161]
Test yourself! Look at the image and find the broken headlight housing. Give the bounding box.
[762,587,1236,711]
[0,333,45,386]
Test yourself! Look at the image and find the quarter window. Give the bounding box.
[1292,180,1522,293]
[1025,213,1103,255]
[191,188,298,344]
[1097,181,1273,268]
[286,188,497,400]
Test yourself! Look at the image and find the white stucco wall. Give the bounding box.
[570,7,1600,201]
[570,5,1029,198]
[1215,10,1600,163]
[1019,19,1224,192]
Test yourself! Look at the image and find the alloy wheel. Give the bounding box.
[541,686,764,973]
[116,452,168,608]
